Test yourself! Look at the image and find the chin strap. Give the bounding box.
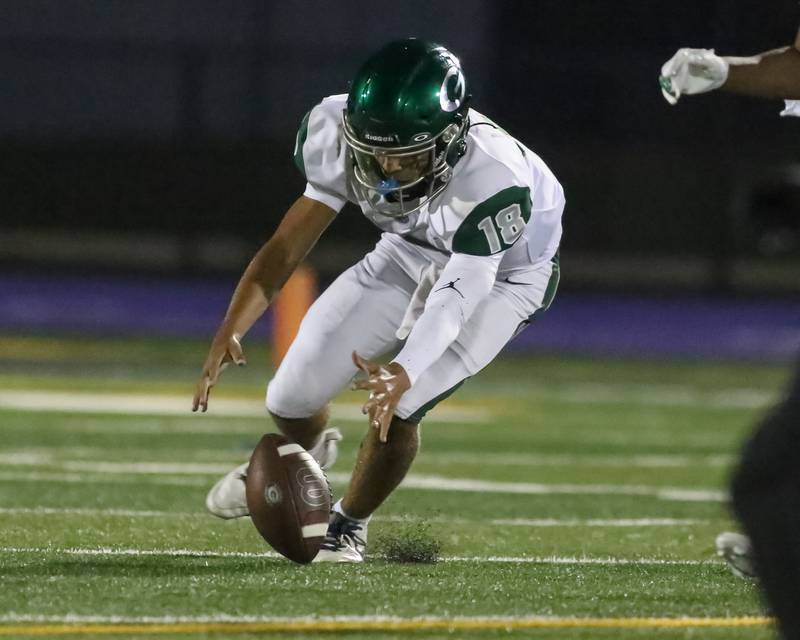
[445,113,470,167]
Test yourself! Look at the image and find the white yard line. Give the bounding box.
[0,452,51,465]
[336,472,727,503]
[0,546,277,558]
[656,488,729,502]
[0,390,486,423]
[0,464,727,502]
[0,470,209,486]
[445,555,715,565]
[0,507,707,527]
[0,613,735,624]
[0,448,737,469]
[56,461,235,475]
[489,518,705,527]
[0,383,778,427]
[0,546,719,566]
[423,452,735,468]
[0,507,200,517]
[541,383,776,410]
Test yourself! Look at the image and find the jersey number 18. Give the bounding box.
[477,204,525,253]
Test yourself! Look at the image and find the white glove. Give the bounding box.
[659,48,729,105]
[781,100,800,117]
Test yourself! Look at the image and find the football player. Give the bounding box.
[192,38,564,562]
[660,29,800,639]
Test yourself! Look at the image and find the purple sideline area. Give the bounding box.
[1,272,799,362]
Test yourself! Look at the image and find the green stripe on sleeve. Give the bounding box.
[292,109,312,177]
[452,186,532,256]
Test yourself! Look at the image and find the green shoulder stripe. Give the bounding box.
[452,186,532,256]
[292,108,313,177]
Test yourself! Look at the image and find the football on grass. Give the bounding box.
[245,433,331,564]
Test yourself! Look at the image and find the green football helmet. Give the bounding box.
[344,38,470,217]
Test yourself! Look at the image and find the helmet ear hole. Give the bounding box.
[441,129,453,144]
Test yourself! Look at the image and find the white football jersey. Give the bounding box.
[294,94,564,270]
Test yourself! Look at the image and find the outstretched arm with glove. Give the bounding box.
[659,28,800,104]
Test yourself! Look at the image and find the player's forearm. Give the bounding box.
[723,46,800,99]
[392,302,463,386]
[217,241,293,339]
[216,196,335,341]
[392,253,499,385]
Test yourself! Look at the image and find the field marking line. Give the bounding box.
[0,507,201,518]
[376,514,709,527]
[0,381,780,433]
[358,472,727,503]
[0,616,773,635]
[0,449,737,469]
[0,546,278,559]
[0,614,767,624]
[489,517,705,527]
[0,470,208,486]
[544,383,775,410]
[0,507,709,528]
[445,555,714,565]
[427,451,736,468]
[59,461,233,474]
[0,390,486,423]
[0,464,728,502]
[0,546,720,566]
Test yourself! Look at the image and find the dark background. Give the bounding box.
[1,0,799,293]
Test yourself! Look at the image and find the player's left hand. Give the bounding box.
[351,351,411,443]
[659,48,729,104]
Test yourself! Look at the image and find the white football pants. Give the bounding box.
[266,234,555,422]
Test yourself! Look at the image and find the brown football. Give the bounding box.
[245,433,331,564]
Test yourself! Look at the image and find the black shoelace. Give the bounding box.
[320,515,365,552]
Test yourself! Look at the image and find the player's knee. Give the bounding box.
[269,408,326,427]
[265,376,327,420]
[265,338,335,418]
[269,408,329,450]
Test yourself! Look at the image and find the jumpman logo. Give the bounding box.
[434,277,464,298]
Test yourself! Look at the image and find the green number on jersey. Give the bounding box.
[452,186,531,255]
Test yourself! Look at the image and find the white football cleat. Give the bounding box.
[314,512,367,563]
[205,427,342,520]
[716,531,757,578]
[309,427,343,471]
[205,461,249,519]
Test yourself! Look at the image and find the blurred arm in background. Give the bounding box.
[659,28,800,103]
[192,196,336,412]
[723,27,800,98]
[659,21,800,640]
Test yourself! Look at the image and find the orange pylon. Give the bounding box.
[271,264,317,368]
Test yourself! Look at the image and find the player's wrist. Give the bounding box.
[387,361,413,390]
[387,362,411,386]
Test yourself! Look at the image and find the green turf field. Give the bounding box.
[0,334,791,639]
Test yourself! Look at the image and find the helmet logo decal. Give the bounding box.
[364,132,397,143]
[412,132,431,142]
[439,67,465,113]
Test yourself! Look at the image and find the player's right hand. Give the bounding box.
[659,48,729,104]
[192,333,247,412]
